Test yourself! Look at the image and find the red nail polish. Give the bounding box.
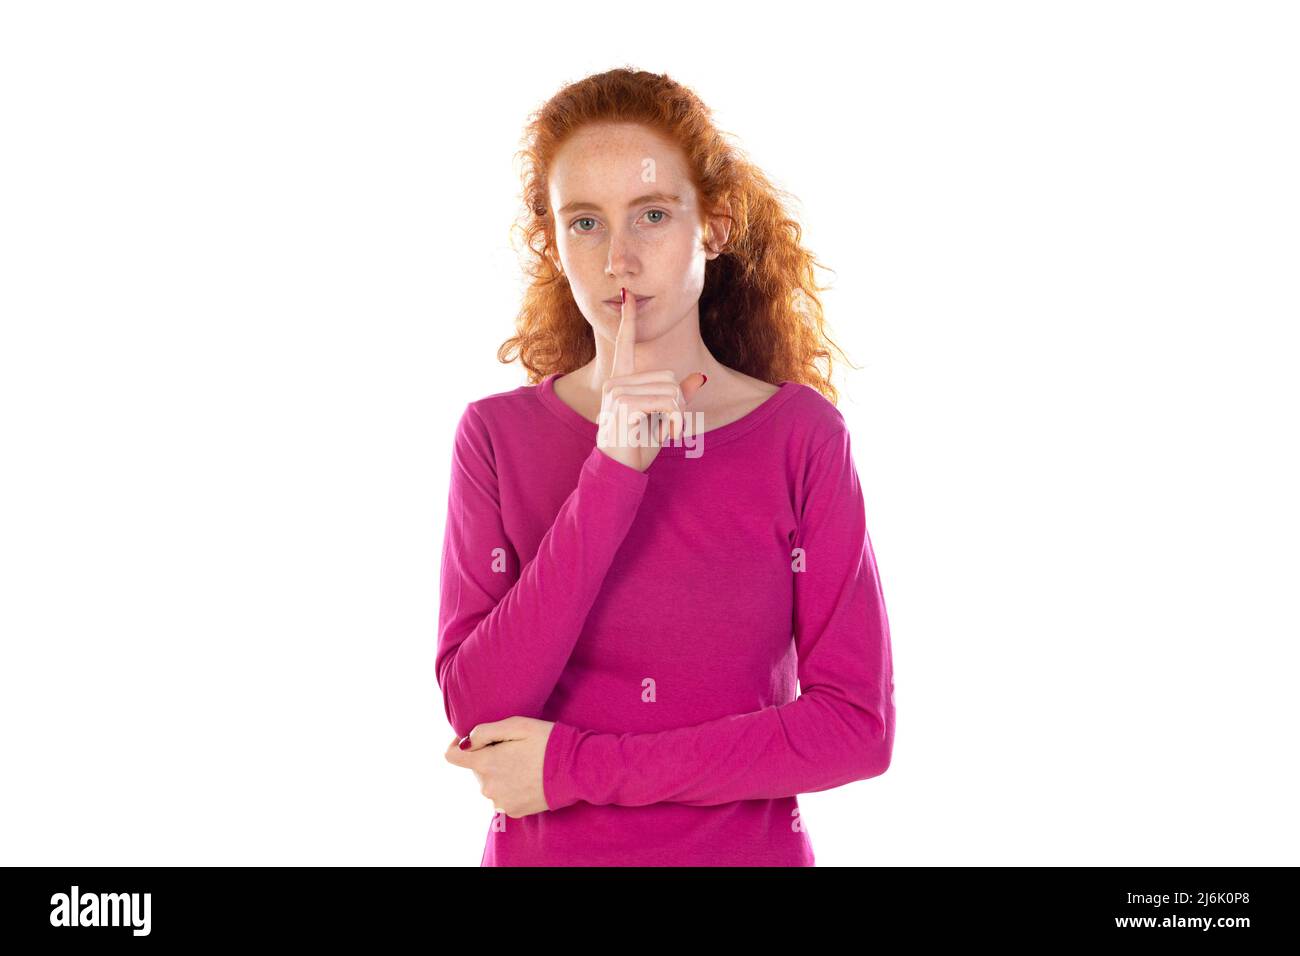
[621,287,627,304]
[458,736,472,750]
[700,373,708,385]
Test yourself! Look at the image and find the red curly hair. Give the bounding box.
[497,67,855,403]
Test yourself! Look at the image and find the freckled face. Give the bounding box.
[548,122,712,341]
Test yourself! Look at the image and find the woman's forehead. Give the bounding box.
[550,131,694,208]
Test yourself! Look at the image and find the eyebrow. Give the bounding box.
[556,192,682,217]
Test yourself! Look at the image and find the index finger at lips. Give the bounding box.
[610,288,637,380]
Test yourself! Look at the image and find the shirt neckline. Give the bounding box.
[536,371,800,454]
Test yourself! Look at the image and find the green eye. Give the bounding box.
[570,209,667,234]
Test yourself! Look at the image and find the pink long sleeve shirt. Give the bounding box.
[436,371,895,866]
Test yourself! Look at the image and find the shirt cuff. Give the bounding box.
[581,445,650,495]
[542,720,583,811]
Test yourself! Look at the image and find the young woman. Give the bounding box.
[438,67,895,866]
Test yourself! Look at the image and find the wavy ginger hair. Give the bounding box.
[497,67,854,403]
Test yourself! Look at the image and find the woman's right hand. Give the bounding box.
[596,288,707,473]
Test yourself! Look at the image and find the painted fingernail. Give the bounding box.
[458,736,472,750]
[621,287,627,304]
[700,373,708,385]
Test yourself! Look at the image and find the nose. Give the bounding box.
[604,228,640,278]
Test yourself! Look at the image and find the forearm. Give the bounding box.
[438,444,649,737]
[543,688,893,809]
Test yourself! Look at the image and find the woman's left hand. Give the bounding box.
[444,716,555,818]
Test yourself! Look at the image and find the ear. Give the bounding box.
[703,205,732,260]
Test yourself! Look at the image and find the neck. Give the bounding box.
[572,304,721,391]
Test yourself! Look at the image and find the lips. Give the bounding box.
[604,294,653,306]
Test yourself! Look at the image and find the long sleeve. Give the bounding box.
[541,421,895,810]
[436,403,649,739]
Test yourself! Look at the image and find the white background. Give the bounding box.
[2,1,1296,865]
